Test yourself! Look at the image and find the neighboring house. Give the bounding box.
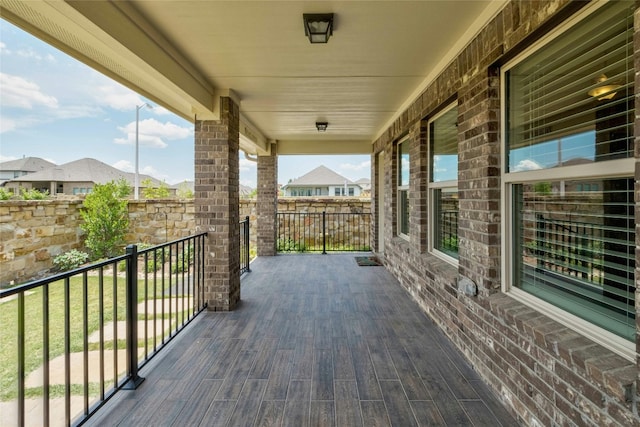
[171,180,194,197]
[282,165,363,197]
[239,184,254,198]
[355,178,371,196]
[0,157,57,186]
[2,157,166,196]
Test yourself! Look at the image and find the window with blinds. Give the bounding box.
[504,1,635,343]
[430,105,458,260]
[513,178,635,341]
[397,138,410,238]
[506,1,634,172]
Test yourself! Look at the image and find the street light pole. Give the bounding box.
[134,103,152,200]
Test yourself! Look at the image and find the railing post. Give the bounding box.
[123,244,144,390]
[322,211,327,254]
[245,216,251,272]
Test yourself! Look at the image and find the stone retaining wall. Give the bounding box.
[0,200,85,286]
[0,199,204,286]
[0,198,369,286]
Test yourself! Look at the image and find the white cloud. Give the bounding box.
[114,134,167,148]
[0,73,58,109]
[112,160,134,172]
[0,116,17,133]
[141,165,168,181]
[0,154,18,162]
[152,106,172,115]
[239,157,257,172]
[339,160,371,172]
[512,159,543,172]
[112,160,168,181]
[15,48,56,62]
[94,83,145,111]
[114,118,192,148]
[0,41,10,55]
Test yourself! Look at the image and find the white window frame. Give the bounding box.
[397,137,410,240]
[428,102,459,266]
[500,0,636,361]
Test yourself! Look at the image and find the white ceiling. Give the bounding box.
[0,0,504,154]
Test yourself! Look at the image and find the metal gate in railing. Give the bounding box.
[277,211,371,253]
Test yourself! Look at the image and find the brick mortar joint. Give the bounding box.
[487,294,637,406]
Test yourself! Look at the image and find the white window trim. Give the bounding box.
[428,182,459,266]
[397,138,410,240]
[499,0,636,362]
[428,102,459,266]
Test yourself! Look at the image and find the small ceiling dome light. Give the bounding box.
[588,74,621,101]
[316,122,328,132]
[303,14,334,43]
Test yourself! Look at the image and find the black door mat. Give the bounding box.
[355,256,383,266]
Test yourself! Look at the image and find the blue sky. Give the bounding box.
[0,20,370,187]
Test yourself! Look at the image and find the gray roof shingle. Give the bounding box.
[284,165,354,187]
[0,157,56,172]
[6,158,162,186]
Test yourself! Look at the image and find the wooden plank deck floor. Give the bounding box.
[86,254,519,427]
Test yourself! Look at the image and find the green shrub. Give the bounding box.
[277,238,307,253]
[141,178,170,199]
[176,181,194,199]
[138,243,168,273]
[171,244,194,273]
[80,181,129,260]
[115,178,131,199]
[20,188,48,200]
[0,188,13,200]
[53,250,89,271]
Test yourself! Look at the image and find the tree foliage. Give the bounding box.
[175,181,194,199]
[80,181,129,259]
[141,178,170,199]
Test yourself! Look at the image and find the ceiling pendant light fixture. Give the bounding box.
[303,13,334,43]
[315,122,328,132]
[588,74,621,101]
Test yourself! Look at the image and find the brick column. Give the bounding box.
[409,120,428,253]
[457,68,501,297]
[194,97,240,311]
[257,151,277,256]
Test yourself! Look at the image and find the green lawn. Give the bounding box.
[0,273,192,401]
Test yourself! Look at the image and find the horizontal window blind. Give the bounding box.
[430,107,458,183]
[513,178,635,341]
[506,1,634,168]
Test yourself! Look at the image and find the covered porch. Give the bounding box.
[85,254,516,427]
[3,1,639,425]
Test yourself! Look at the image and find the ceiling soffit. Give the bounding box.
[0,1,505,155]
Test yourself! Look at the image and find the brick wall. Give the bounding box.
[194,96,241,311]
[257,153,277,256]
[372,1,639,426]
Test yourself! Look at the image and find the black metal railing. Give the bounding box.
[0,233,207,427]
[535,215,603,284]
[438,209,459,253]
[240,216,251,274]
[277,211,371,253]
